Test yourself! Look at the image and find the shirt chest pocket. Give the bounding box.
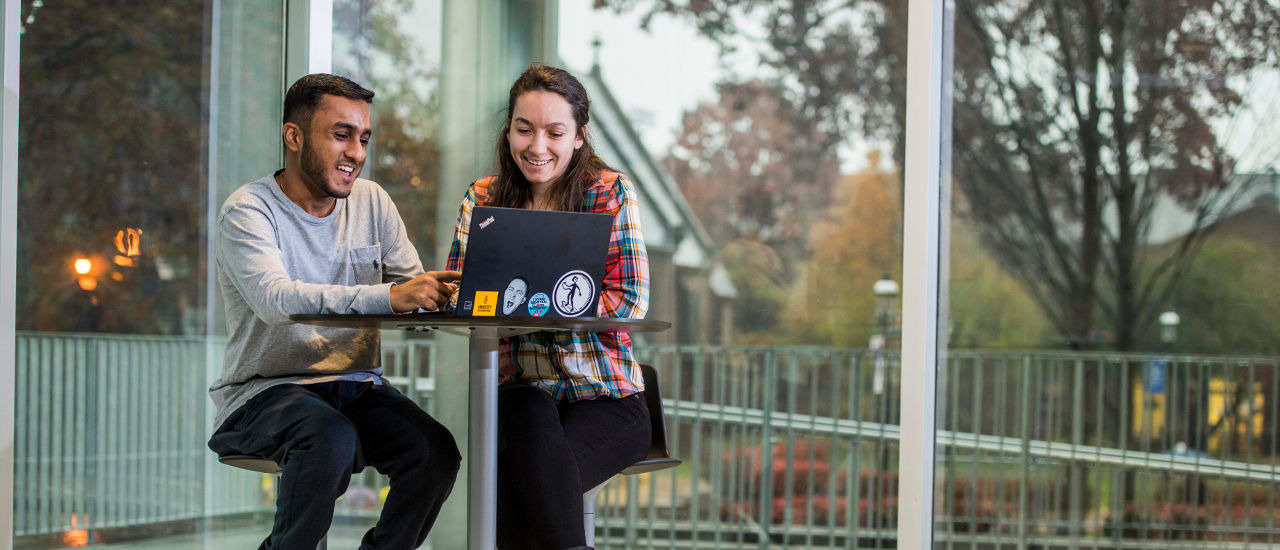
[350,245,383,285]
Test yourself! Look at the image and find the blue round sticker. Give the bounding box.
[527,292,550,317]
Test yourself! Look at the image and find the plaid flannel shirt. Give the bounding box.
[446,171,650,401]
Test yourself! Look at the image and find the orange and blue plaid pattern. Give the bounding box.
[446,171,650,401]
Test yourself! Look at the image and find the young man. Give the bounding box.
[208,73,460,550]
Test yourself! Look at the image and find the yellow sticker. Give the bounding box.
[473,291,498,316]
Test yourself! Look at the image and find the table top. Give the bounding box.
[290,313,671,337]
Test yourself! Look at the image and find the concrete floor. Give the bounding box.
[94,526,367,549]
[19,523,376,550]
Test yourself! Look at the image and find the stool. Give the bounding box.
[218,454,363,550]
[583,363,682,547]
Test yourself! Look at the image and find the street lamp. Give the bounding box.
[873,274,900,340]
[870,273,899,510]
[1159,310,1180,349]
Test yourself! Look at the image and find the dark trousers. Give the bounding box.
[208,381,460,550]
[495,384,651,550]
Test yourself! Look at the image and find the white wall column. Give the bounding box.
[897,0,949,547]
[285,0,333,85]
[1,0,18,547]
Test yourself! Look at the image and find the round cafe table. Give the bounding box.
[292,313,670,549]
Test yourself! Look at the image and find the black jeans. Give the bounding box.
[208,381,460,550]
[495,384,651,549]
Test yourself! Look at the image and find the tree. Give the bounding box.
[952,0,1280,350]
[1160,196,1280,355]
[18,0,208,333]
[950,3,1280,519]
[597,0,907,171]
[16,0,443,334]
[665,80,838,254]
[783,152,900,346]
[948,210,1056,349]
[606,0,1280,352]
[663,80,840,340]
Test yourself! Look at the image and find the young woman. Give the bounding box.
[446,64,651,550]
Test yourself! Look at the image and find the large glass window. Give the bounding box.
[333,0,444,266]
[562,1,910,546]
[938,1,1280,546]
[13,0,284,547]
[318,0,446,542]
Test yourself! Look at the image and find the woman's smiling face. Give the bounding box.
[508,90,584,190]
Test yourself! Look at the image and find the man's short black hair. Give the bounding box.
[282,73,375,128]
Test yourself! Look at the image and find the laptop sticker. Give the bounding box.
[553,270,595,317]
[502,277,528,315]
[528,293,550,317]
[474,291,498,316]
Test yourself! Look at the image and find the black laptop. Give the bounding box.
[448,206,613,318]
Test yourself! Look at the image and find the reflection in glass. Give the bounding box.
[18,0,209,335]
[942,1,1280,546]
[333,0,444,264]
[14,0,285,547]
[325,0,446,542]
[564,0,910,544]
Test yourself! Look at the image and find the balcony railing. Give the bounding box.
[12,333,1280,548]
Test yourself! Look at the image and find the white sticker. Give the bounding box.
[502,277,528,315]
[552,270,594,317]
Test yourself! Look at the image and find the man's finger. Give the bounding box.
[427,270,462,282]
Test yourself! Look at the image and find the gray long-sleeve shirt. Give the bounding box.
[210,173,424,427]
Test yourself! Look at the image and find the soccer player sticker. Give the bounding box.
[552,270,594,317]
[527,293,550,317]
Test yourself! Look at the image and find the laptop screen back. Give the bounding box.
[454,206,612,318]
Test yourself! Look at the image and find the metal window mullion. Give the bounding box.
[1018,356,1031,549]
[284,0,333,86]
[147,340,161,522]
[14,336,27,535]
[995,358,1009,541]
[967,355,977,534]
[53,341,67,533]
[803,355,819,541]
[37,337,52,534]
[780,354,797,537]
[847,352,862,545]
[721,352,739,548]
[1093,358,1104,548]
[1245,361,1257,538]
[1270,361,1277,545]
[689,351,705,536]
[898,0,948,546]
[130,340,144,524]
[1070,357,1084,548]
[757,350,776,550]
[710,351,726,549]
[1116,359,1131,546]
[669,352,684,548]
[825,352,840,542]
[110,339,125,527]
[0,3,18,543]
[73,340,88,533]
[1165,359,1179,542]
